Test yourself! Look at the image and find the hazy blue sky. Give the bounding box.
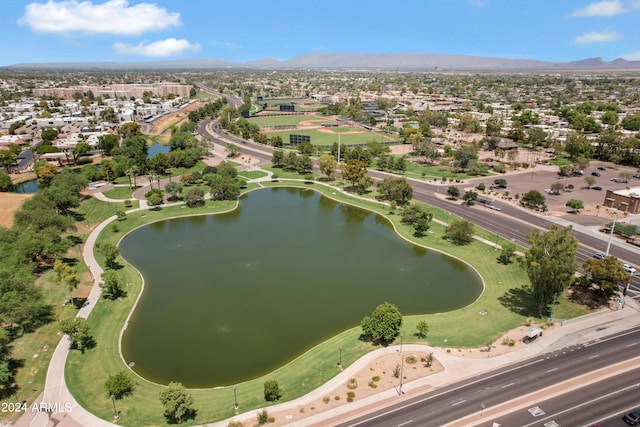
[2,0,640,65]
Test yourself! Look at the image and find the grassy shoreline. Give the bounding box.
[62,179,587,426]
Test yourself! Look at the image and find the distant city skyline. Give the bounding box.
[2,0,640,66]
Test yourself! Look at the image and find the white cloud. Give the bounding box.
[19,0,181,35]
[571,0,627,17]
[209,41,242,49]
[623,51,640,60]
[633,0,640,9]
[575,29,621,43]
[114,38,200,57]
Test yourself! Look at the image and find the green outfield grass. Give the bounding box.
[247,114,328,127]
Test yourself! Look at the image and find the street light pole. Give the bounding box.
[605,213,617,256]
[110,394,119,420]
[233,385,238,410]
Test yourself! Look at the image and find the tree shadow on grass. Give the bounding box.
[498,286,546,317]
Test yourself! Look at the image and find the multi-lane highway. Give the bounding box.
[198,116,640,299]
[335,326,640,427]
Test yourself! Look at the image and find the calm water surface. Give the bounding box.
[120,187,482,387]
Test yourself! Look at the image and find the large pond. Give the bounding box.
[119,187,483,387]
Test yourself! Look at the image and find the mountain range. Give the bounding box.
[5,53,640,71]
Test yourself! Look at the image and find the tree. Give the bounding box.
[59,318,94,352]
[521,190,545,208]
[377,177,413,205]
[523,225,578,311]
[413,212,433,237]
[159,382,196,424]
[601,110,618,126]
[118,122,141,140]
[582,257,631,297]
[101,270,123,299]
[584,175,596,188]
[72,142,92,163]
[97,242,120,270]
[564,131,591,160]
[485,117,502,136]
[493,178,507,188]
[444,219,475,245]
[271,150,285,168]
[257,409,270,425]
[53,260,79,304]
[550,182,564,195]
[317,154,337,179]
[565,199,584,213]
[263,379,282,402]
[498,242,516,265]
[104,370,136,399]
[453,145,478,170]
[225,143,241,158]
[415,320,429,338]
[41,128,58,143]
[342,159,367,188]
[0,173,14,192]
[185,188,205,207]
[164,182,183,200]
[0,150,17,174]
[145,188,164,208]
[463,190,478,205]
[621,113,640,131]
[34,162,58,188]
[360,302,402,343]
[209,175,241,201]
[447,186,460,200]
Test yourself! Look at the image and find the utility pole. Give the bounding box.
[605,213,617,256]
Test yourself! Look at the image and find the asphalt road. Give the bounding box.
[197,119,640,300]
[483,367,640,427]
[336,325,640,427]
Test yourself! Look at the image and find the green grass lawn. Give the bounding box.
[102,186,137,200]
[237,170,269,180]
[60,177,592,426]
[247,115,326,127]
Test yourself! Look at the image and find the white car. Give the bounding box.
[544,188,553,194]
[622,263,636,274]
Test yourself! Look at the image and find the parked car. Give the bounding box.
[611,177,619,182]
[623,409,640,425]
[597,166,606,171]
[594,253,606,259]
[591,171,600,177]
[488,205,502,211]
[592,186,602,191]
[622,263,636,274]
[634,174,640,179]
[544,188,553,194]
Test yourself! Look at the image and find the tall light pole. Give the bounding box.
[338,346,342,369]
[605,213,617,256]
[233,385,238,411]
[110,394,119,420]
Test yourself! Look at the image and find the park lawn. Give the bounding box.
[102,186,137,200]
[64,179,590,426]
[238,170,269,180]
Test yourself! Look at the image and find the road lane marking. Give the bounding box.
[546,368,558,373]
[502,383,514,388]
[452,399,466,406]
[627,342,638,347]
[397,420,413,426]
[588,354,599,359]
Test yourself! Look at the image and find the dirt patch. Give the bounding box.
[144,101,204,136]
[0,192,32,227]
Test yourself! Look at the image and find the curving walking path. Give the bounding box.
[13,167,640,427]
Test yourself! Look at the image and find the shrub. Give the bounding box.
[227,422,244,427]
[501,337,516,346]
[334,395,340,401]
[346,391,356,402]
[368,381,377,388]
[257,409,269,425]
[323,396,330,404]
[405,355,418,364]
[346,378,358,390]
[268,417,275,423]
[476,182,486,191]
[372,375,380,382]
